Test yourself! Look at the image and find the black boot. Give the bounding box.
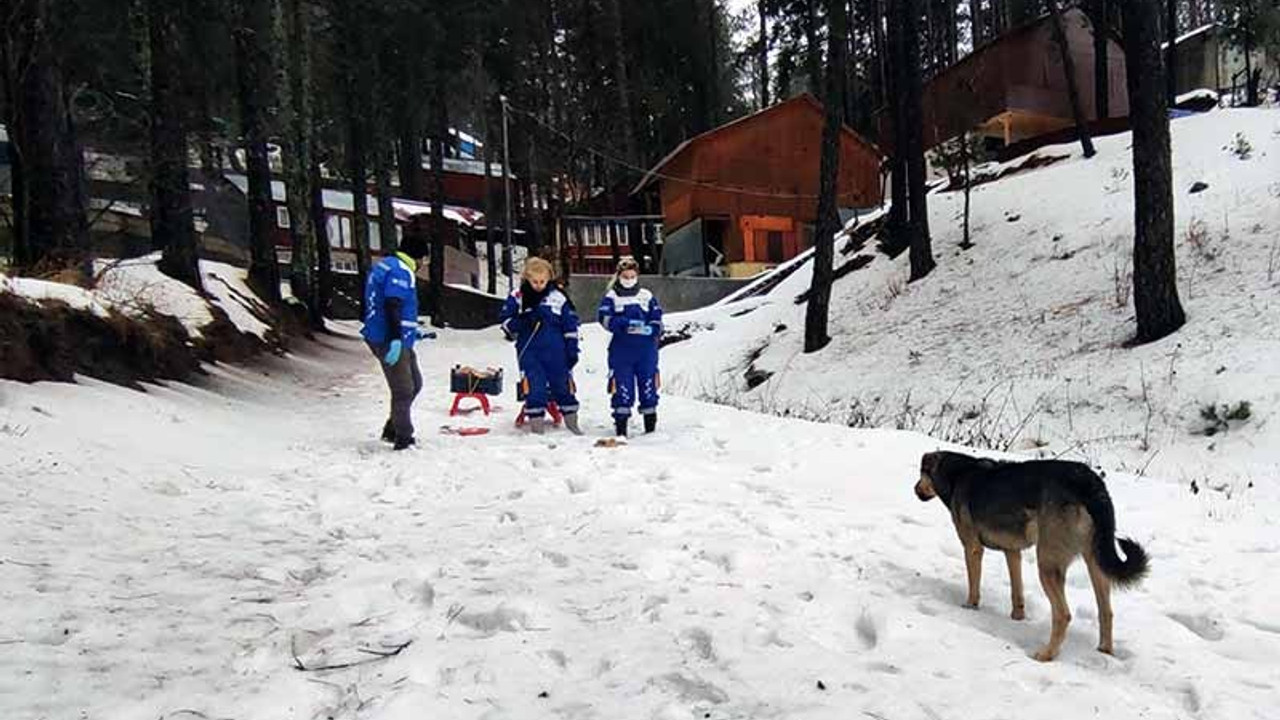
[615,416,628,437]
[393,436,416,451]
[644,412,657,434]
[381,419,395,443]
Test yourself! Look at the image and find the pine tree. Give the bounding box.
[1047,0,1096,158]
[235,0,283,302]
[903,0,935,281]
[1123,0,1186,343]
[803,0,848,353]
[282,0,321,327]
[149,0,202,291]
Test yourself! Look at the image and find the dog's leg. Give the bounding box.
[1005,550,1026,620]
[963,542,984,608]
[1084,552,1114,655]
[1033,558,1071,662]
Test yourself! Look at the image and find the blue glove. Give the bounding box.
[383,339,403,366]
[627,319,653,336]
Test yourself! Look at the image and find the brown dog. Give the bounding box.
[915,451,1149,661]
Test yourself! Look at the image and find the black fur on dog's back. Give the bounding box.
[1059,462,1150,587]
[925,452,1149,586]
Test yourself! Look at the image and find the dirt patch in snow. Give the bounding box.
[0,293,201,388]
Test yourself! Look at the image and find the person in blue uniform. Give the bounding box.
[597,257,663,437]
[360,235,427,450]
[499,257,582,435]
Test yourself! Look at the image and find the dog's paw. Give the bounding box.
[1096,643,1114,655]
[1032,647,1058,662]
[963,599,980,610]
[1011,607,1026,621]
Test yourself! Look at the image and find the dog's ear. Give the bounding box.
[920,451,941,476]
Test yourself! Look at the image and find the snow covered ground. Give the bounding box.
[3,318,1277,719]
[660,108,1280,486]
[0,253,272,340]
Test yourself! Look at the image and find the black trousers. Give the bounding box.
[368,341,423,440]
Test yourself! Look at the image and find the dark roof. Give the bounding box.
[630,93,882,195]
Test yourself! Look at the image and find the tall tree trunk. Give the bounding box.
[1091,0,1111,119]
[903,0,935,281]
[885,0,908,254]
[235,0,282,302]
[483,138,497,295]
[969,0,984,46]
[1,13,30,268]
[1165,0,1178,105]
[397,113,425,201]
[283,0,320,328]
[1122,0,1185,344]
[5,0,90,275]
[374,139,398,254]
[1243,34,1258,106]
[1047,0,1096,158]
[523,139,542,255]
[605,0,637,163]
[804,0,823,93]
[346,108,371,313]
[149,0,201,290]
[310,151,333,319]
[428,95,447,327]
[758,0,771,107]
[804,0,848,354]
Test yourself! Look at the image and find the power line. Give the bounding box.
[506,103,868,202]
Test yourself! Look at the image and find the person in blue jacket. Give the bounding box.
[361,234,427,450]
[598,257,662,437]
[499,257,582,435]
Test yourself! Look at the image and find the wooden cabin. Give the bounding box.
[906,8,1130,152]
[633,94,883,279]
[1168,23,1280,103]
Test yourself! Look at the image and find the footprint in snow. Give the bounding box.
[454,604,530,636]
[541,550,571,568]
[1167,612,1226,641]
[392,578,435,609]
[679,627,717,662]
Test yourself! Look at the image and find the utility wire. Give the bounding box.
[506,102,870,202]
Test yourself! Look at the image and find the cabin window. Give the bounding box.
[340,218,353,249]
[369,222,382,252]
[326,215,342,248]
[276,207,291,229]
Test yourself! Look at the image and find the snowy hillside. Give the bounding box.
[1,253,272,341]
[3,319,1278,719]
[661,109,1280,485]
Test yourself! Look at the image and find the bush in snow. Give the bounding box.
[1228,132,1253,160]
[1196,401,1253,436]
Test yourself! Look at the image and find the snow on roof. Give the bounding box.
[223,173,484,227]
[1176,88,1220,105]
[424,157,510,178]
[1163,22,1219,49]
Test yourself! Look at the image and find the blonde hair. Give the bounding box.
[612,257,640,287]
[522,257,556,280]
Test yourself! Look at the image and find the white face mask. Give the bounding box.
[619,276,638,289]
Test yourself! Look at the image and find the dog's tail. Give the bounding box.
[1076,468,1149,588]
